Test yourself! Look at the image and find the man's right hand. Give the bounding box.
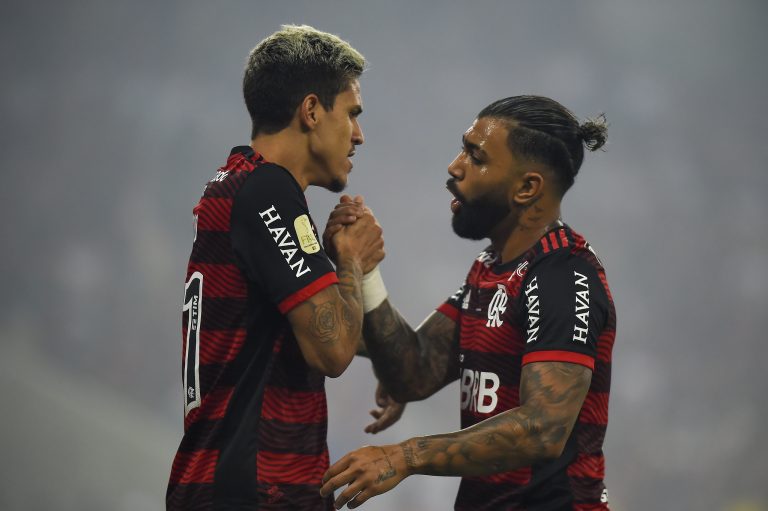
[326,195,385,273]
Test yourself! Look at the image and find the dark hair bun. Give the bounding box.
[579,114,608,151]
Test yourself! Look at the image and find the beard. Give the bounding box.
[327,177,346,193]
[451,193,511,240]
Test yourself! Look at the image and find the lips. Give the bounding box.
[446,179,464,213]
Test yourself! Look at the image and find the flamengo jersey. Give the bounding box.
[167,147,337,510]
[437,223,616,511]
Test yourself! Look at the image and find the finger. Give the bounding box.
[322,455,351,485]
[353,195,364,204]
[326,215,358,228]
[323,225,343,238]
[340,194,354,203]
[334,480,366,510]
[320,469,356,498]
[348,489,376,509]
[369,409,383,419]
[331,203,364,216]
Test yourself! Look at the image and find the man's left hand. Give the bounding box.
[364,383,406,434]
[320,444,408,509]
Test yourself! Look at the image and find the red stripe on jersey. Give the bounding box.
[567,453,605,479]
[521,350,595,370]
[257,450,329,485]
[559,229,569,247]
[199,328,246,364]
[277,272,339,314]
[196,198,233,231]
[579,392,609,425]
[437,303,460,322]
[169,449,218,484]
[261,386,327,424]
[549,231,560,249]
[184,387,233,427]
[466,467,531,486]
[459,320,524,354]
[573,505,609,511]
[188,263,246,298]
[541,237,551,253]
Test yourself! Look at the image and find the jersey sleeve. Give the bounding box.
[230,165,338,314]
[436,281,466,322]
[520,250,608,370]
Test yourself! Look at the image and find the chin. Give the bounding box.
[451,200,511,240]
[327,177,347,193]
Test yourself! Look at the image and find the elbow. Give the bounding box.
[307,350,356,379]
[542,440,567,460]
[537,427,570,460]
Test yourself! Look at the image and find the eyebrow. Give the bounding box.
[462,135,486,156]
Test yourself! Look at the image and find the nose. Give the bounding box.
[352,119,364,146]
[448,152,464,179]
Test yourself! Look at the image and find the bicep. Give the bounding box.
[286,284,355,377]
[287,284,348,344]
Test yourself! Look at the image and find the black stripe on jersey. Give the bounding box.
[255,483,334,510]
[590,360,611,393]
[570,476,608,504]
[179,419,224,452]
[201,297,248,331]
[258,419,327,455]
[191,230,234,264]
[460,351,523,387]
[575,423,607,454]
[454,479,526,511]
[167,483,214,510]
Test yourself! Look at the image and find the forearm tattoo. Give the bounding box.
[335,264,364,338]
[404,362,592,477]
[363,301,459,401]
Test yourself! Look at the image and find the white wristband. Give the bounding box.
[362,265,388,313]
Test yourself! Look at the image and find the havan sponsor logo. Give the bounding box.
[573,270,590,343]
[259,205,311,278]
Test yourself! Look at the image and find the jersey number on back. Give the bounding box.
[183,272,203,415]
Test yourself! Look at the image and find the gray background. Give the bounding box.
[1,1,767,510]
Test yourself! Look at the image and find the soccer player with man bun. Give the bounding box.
[167,25,384,510]
[322,95,615,510]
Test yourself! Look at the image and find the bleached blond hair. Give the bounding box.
[243,25,366,137]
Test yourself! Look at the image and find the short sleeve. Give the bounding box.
[230,165,338,314]
[520,250,608,370]
[436,280,467,322]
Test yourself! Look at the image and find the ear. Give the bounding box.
[512,171,545,206]
[298,93,322,130]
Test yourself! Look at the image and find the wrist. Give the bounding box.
[362,265,388,313]
[398,438,420,476]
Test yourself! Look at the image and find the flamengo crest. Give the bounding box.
[486,284,508,328]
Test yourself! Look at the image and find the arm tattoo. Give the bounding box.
[309,301,340,344]
[335,265,363,338]
[403,362,592,477]
[363,301,459,402]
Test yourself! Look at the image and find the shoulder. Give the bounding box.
[240,162,302,193]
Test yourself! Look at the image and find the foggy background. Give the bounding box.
[2,1,767,510]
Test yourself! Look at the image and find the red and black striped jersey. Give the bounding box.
[437,223,615,511]
[167,146,336,510]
